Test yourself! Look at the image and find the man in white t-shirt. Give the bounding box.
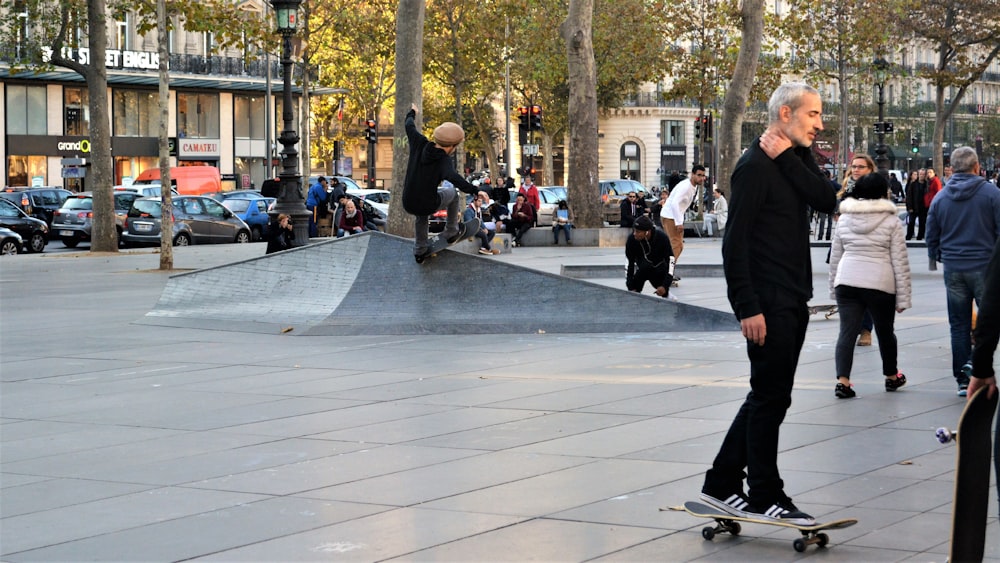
[660,164,706,264]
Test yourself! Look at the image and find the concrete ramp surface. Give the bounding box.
[140,232,739,335]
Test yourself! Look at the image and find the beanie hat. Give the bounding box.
[850,172,889,200]
[634,216,654,231]
[433,122,465,146]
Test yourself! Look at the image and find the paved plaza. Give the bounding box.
[1,236,997,561]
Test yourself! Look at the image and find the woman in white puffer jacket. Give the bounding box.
[829,173,912,398]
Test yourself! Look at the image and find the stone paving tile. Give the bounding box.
[0,241,991,561]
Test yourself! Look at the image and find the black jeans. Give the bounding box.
[704,286,808,505]
[627,264,668,293]
[834,285,899,378]
[906,208,927,240]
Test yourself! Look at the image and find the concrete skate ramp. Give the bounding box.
[140,232,739,336]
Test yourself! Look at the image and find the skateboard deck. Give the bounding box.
[415,217,480,263]
[937,387,998,563]
[807,304,839,319]
[672,501,857,552]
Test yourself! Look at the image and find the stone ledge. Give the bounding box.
[561,263,725,279]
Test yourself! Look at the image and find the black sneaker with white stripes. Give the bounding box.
[699,490,751,517]
[747,497,815,526]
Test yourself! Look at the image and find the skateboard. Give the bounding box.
[935,386,998,563]
[415,217,480,263]
[807,304,839,319]
[672,501,857,553]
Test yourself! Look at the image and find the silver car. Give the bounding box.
[122,196,252,246]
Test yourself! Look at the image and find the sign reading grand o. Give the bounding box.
[178,139,221,159]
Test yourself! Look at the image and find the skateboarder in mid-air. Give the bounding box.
[402,103,479,259]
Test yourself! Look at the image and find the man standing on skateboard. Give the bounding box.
[402,104,479,258]
[700,83,836,526]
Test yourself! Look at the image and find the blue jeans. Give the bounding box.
[944,268,986,382]
[553,223,572,243]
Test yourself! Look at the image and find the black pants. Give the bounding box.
[627,264,668,293]
[704,287,808,506]
[509,221,532,243]
[835,285,898,378]
[906,208,927,240]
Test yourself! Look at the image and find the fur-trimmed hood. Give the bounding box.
[837,198,899,235]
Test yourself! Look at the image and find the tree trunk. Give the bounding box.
[718,0,764,198]
[157,0,173,269]
[388,0,425,237]
[86,0,115,252]
[560,0,599,228]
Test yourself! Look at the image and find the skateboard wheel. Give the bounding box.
[701,526,715,541]
[816,532,829,548]
[728,521,741,536]
[793,538,807,552]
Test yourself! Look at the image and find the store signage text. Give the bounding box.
[178,139,221,158]
[57,140,90,153]
[42,47,160,71]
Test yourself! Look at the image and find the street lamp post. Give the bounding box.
[269,0,310,246]
[873,57,890,177]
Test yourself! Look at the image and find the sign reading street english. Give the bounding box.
[42,47,160,71]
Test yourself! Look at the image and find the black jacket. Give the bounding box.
[723,141,837,319]
[626,229,673,283]
[402,109,477,216]
[972,241,1000,380]
[905,180,927,212]
[265,222,294,254]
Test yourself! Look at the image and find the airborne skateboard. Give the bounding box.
[415,217,480,263]
[935,386,998,563]
[672,501,857,553]
[807,304,839,319]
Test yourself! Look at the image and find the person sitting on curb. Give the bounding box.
[265,213,295,254]
[464,194,498,255]
[552,200,574,245]
[509,193,535,247]
[625,216,674,298]
[337,199,365,237]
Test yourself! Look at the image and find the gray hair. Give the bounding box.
[767,83,820,124]
[950,146,979,173]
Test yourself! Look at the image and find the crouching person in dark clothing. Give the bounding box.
[626,216,674,298]
[266,213,295,254]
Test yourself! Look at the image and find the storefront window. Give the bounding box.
[620,141,640,182]
[7,155,47,186]
[235,157,266,190]
[661,120,684,146]
[64,87,90,136]
[113,90,158,137]
[234,95,265,139]
[6,84,46,135]
[176,93,219,138]
[114,156,157,185]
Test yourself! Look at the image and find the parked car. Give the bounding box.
[122,195,252,246]
[345,189,390,217]
[205,189,263,202]
[221,196,276,241]
[51,191,141,248]
[600,179,653,224]
[115,184,175,197]
[0,198,48,253]
[0,186,73,226]
[0,227,23,255]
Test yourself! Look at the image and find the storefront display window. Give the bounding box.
[6,85,47,136]
[177,93,219,139]
[113,90,158,137]
[64,87,90,136]
[7,155,47,186]
[234,95,265,139]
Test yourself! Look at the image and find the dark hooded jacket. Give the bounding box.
[402,109,477,216]
[926,173,1000,272]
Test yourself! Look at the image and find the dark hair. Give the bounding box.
[692,164,706,174]
[850,173,889,200]
[558,200,568,209]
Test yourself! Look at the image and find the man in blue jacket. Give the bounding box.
[926,146,1000,396]
[306,176,328,237]
[402,104,478,258]
[701,83,836,527]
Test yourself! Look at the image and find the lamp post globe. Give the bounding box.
[268,0,311,246]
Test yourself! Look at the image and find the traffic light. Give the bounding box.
[694,116,702,140]
[529,105,543,130]
[910,135,919,154]
[365,119,377,143]
[517,106,529,131]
